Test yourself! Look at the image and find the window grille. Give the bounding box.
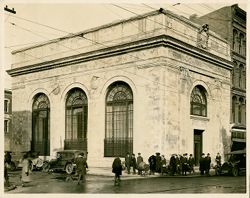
[65,88,88,150]
[190,86,207,117]
[105,82,133,157]
[32,93,50,156]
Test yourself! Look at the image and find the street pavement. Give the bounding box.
[4,167,246,194]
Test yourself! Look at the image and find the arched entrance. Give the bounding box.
[32,93,50,156]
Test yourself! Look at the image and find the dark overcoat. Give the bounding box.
[112,157,122,175]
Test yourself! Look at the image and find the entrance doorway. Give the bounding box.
[32,93,50,156]
[194,129,203,166]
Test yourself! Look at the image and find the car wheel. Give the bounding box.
[36,158,44,168]
[65,163,74,174]
[42,161,50,172]
[232,167,239,176]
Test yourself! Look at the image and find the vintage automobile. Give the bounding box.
[42,150,87,174]
[215,149,246,176]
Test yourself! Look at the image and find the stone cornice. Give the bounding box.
[7,35,233,77]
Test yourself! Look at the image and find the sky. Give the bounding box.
[1,0,248,89]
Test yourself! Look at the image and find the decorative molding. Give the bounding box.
[190,115,210,122]
[8,35,232,77]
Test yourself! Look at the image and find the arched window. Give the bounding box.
[104,81,133,157]
[233,29,238,51]
[190,85,207,117]
[239,64,243,88]
[65,88,88,150]
[232,61,237,86]
[232,96,237,123]
[238,97,244,124]
[32,93,50,156]
[239,33,244,55]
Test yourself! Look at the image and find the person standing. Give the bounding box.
[4,162,10,187]
[188,154,195,174]
[148,154,156,175]
[205,153,211,176]
[169,154,177,176]
[131,153,137,174]
[75,153,88,184]
[21,154,32,187]
[181,153,188,176]
[175,155,181,175]
[160,155,167,175]
[112,156,122,186]
[155,152,162,173]
[137,153,143,175]
[215,152,221,166]
[125,152,131,174]
[199,153,205,175]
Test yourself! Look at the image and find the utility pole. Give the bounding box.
[4,5,16,14]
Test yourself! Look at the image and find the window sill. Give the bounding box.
[190,115,210,121]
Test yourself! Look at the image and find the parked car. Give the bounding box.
[215,149,246,176]
[42,150,87,174]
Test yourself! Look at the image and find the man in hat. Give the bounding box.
[215,152,221,166]
[155,152,162,173]
[199,153,206,175]
[188,154,195,174]
[137,153,143,175]
[76,153,88,184]
[181,153,188,176]
[169,154,177,176]
[131,153,137,174]
[205,153,211,176]
[125,152,131,174]
[148,154,156,175]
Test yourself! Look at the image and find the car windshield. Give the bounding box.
[58,152,74,159]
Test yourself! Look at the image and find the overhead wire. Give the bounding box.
[141,3,230,50]
[5,4,229,58]
[113,4,229,51]
[6,5,231,93]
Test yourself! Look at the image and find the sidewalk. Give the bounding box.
[87,166,216,180]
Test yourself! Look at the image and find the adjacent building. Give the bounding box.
[4,89,12,151]
[8,8,232,167]
[190,4,246,151]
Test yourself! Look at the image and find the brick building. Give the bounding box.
[4,89,12,151]
[190,4,246,151]
[8,9,232,166]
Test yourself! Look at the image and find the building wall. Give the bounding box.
[4,90,12,151]
[9,10,232,166]
[190,4,246,128]
[10,46,231,166]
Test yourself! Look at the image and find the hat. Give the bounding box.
[138,153,141,155]
[207,153,210,155]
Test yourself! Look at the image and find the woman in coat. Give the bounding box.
[21,154,32,187]
[112,156,122,186]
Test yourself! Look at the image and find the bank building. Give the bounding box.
[8,8,232,167]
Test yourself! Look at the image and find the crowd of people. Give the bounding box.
[112,151,222,183]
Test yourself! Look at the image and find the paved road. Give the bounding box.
[5,170,246,193]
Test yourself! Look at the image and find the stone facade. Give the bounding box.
[190,4,246,150]
[8,9,232,166]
